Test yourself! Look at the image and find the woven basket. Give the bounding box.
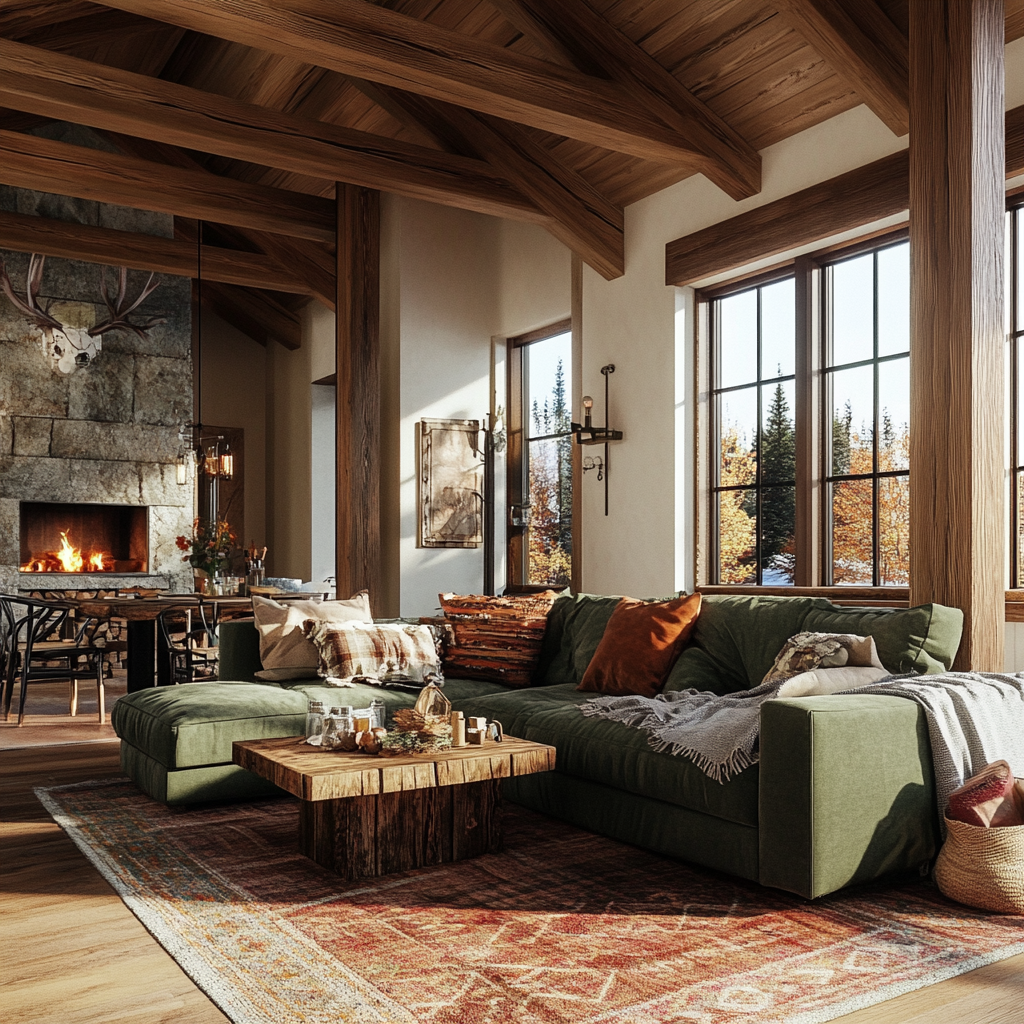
[934,815,1024,914]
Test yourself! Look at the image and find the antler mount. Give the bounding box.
[0,254,165,373]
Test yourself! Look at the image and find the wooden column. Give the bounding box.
[335,184,382,609]
[909,0,1005,670]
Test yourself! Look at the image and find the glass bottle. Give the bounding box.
[336,705,358,751]
[369,698,386,730]
[305,700,325,745]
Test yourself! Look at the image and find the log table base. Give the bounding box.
[299,778,501,879]
[234,734,556,881]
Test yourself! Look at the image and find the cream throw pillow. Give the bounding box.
[777,665,890,698]
[253,592,371,681]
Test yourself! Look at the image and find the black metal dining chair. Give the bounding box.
[0,594,108,726]
[156,603,219,684]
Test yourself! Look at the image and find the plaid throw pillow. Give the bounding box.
[303,620,441,684]
[439,591,560,688]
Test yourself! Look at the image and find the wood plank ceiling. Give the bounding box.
[0,0,1022,347]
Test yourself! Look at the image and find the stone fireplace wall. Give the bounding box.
[0,165,194,593]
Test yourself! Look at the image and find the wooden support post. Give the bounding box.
[335,184,381,610]
[908,0,1005,670]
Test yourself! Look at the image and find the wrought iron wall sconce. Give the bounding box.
[571,364,623,516]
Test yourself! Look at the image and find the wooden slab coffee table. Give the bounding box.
[233,735,556,880]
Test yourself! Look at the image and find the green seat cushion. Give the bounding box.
[291,676,511,710]
[799,602,963,674]
[112,682,311,769]
[113,676,515,772]
[665,594,828,694]
[452,683,759,827]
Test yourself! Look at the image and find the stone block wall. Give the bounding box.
[0,164,195,593]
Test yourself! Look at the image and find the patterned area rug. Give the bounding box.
[38,780,1024,1024]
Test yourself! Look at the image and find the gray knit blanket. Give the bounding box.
[579,673,1024,818]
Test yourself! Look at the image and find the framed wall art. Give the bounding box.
[418,418,484,548]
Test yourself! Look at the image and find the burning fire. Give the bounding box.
[21,531,110,573]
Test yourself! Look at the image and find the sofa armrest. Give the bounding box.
[759,694,939,899]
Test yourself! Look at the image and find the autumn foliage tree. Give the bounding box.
[719,389,909,584]
[831,404,909,584]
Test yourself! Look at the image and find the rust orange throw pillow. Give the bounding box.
[577,593,702,697]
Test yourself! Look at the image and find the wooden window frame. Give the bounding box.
[695,227,910,598]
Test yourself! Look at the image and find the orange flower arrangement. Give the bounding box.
[176,517,236,576]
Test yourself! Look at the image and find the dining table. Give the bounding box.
[57,591,326,692]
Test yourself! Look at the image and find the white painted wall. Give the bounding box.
[265,317,313,580]
[386,198,572,616]
[200,310,267,559]
[310,382,336,588]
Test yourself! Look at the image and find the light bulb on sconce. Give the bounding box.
[175,447,192,486]
[581,395,594,431]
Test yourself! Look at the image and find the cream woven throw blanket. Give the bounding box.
[856,672,1024,836]
[579,672,1024,797]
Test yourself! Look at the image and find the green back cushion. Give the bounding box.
[799,602,963,674]
[664,594,828,693]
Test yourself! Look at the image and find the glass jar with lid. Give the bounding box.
[305,700,326,745]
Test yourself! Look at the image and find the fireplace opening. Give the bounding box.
[20,502,149,574]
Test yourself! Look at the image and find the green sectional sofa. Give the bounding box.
[112,593,963,899]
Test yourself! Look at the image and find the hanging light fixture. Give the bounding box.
[219,443,234,480]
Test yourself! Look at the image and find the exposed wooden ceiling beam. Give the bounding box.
[666,102,1024,286]
[772,0,909,136]
[488,0,761,200]
[249,232,336,311]
[98,0,722,170]
[116,133,338,312]
[372,88,624,279]
[0,38,544,224]
[0,128,336,244]
[666,151,909,287]
[0,209,313,294]
[201,280,302,350]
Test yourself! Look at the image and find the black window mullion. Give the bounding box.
[872,247,880,585]
[755,288,763,584]
[1013,208,1020,587]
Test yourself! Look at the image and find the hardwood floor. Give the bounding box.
[0,742,227,1024]
[2,742,1023,1024]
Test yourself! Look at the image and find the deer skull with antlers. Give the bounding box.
[0,254,166,373]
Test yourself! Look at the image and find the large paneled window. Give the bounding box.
[704,233,910,587]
